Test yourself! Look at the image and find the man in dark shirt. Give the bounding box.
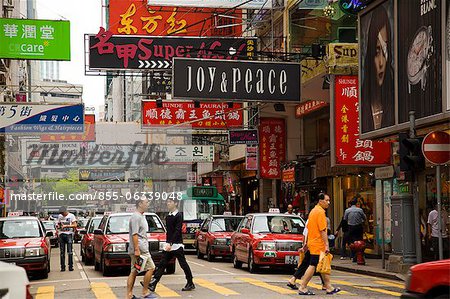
[344,197,366,262]
[148,198,195,292]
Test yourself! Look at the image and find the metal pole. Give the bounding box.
[381,180,385,269]
[436,164,443,260]
[409,111,421,263]
[27,0,33,102]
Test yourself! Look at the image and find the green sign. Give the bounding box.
[0,18,70,60]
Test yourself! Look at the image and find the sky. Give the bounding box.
[36,0,105,110]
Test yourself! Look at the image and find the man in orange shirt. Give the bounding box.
[298,193,341,295]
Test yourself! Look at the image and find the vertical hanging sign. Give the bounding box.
[259,118,286,179]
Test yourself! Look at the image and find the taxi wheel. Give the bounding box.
[101,255,111,276]
[232,249,242,269]
[165,263,176,274]
[47,256,51,273]
[94,254,100,271]
[206,245,215,262]
[39,269,49,279]
[248,251,259,273]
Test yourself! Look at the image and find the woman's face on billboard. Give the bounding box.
[374,25,388,86]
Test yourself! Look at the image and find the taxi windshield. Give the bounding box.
[0,220,42,239]
[210,217,241,232]
[252,216,305,235]
[106,215,131,234]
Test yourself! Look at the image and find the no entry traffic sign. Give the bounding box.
[422,131,450,165]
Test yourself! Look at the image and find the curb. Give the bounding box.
[331,265,406,282]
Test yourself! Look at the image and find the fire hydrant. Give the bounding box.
[350,240,366,265]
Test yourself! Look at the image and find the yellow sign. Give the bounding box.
[301,59,326,84]
[326,43,358,74]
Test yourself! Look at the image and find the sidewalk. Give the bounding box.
[332,257,407,282]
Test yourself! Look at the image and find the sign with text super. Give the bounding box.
[88,28,256,70]
[0,18,70,60]
[172,58,301,102]
[148,0,271,9]
[0,103,84,134]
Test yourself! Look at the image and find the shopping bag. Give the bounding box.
[316,251,333,275]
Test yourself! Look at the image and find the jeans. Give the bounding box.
[59,233,73,270]
[153,247,193,284]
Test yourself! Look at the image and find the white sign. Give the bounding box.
[269,208,280,213]
[8,212,20,217]
[161,145,214,163]
[22,140,82,165]
[375,166,395,180]
[147,0,272,9]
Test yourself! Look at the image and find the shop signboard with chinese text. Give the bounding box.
[142,101,243,129]
[147,0,271,9]
[295,100,328,118]
[0,18,70,60]
[259,118,286,179]
[88,28,256,70]
[173,58,301,102]
[282,167,295,182]
[333,76,391,166]
[40,114,95,142]
[161,145,214,163]
[109,0,242,36]
[0,103,84,134]
[229,130,258,145]
[245,145,258,171]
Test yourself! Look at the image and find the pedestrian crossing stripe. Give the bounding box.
[35,286,54,299]
[331,279,402,297]
[237,277,297,295]
[91,282,117,299]
[155,283,181,297]
[374,280,405,289]
[194,278,240,296]
[306,281,355,296]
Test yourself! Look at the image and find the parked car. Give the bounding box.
[80,216,102,264]
[74,217,88,243]
[401,259,450,299]
[42,220,58,247]
[230,213,305,273]
[0,261,33,299]
[0,216,52,278]
[93,212,176,276]
[195,215,243,261]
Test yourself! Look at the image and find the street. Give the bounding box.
[28,244,404,299]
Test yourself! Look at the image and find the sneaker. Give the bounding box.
[182,282,195,291]
[60,269,65,272]
[69,268,74,271]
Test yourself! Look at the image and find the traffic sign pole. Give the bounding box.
[436,164,443,260]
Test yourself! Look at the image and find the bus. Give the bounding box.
[180,186,225,250]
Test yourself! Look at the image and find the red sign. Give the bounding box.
[142,101,243,129]
[334,76,391,165]
[259,118,286,179]
[109,0,242,36]
[246,145,258,171]
[282,167,295,182]
[40,114,96,142]
[295,100,328,118]
[422,131,450,165]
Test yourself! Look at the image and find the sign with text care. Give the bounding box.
[148,0,271,9]
[0,103,84,134]
[259,118,286,179]
[0,18,70,60]
[229,130,258,145]
[142,101,243,129]
[334,76,391,165]
[109,0,242,36]
[88,28,256,70]
[295,100,328,118]
[173,58,301,102]
[40,114,95,142]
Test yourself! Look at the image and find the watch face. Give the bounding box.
[407,27,430,79]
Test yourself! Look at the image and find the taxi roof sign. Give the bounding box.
[8,212,20,217]
[268,208,280,213]
[223,212,232,216]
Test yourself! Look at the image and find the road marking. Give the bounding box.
[188,260,205,267]
[155,283,181,297]
[80,271,88,280]
[194,278,239,296]
[212,267,234,275]
[30,278,85,285]
[237,277,297,295]
[35,286,54,299]
[77,262,83,270]
[306,281,355,296]
[91,282,117,299]
[374,280,405,289]
[332,279,402,297]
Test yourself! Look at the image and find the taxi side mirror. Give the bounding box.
[94,229,103,235]
[241,228,250,234]
[45,231,54,237]
[79,229,87,235]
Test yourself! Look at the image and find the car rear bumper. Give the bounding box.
[211,244,232,256]
[400,292,425,299]
[0,256,48,272]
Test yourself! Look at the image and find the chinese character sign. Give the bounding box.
[142,101,243,129]
[0,18,70,60]
[259,118,286,179]
[40,114,96,142]
[334,76,391,165]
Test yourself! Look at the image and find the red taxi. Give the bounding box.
[79,216,102,264]
[93,212,176,276]
[401,259,450,299]
[195,215,243,261]
[0,216,53,278]
[230,213,305,273]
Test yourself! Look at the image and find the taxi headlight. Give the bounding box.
[256,242,276,251]
[214,238,227,245]
[106,243,127,252]
[25,247,44,257]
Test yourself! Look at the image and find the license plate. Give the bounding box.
[285,255,299,265]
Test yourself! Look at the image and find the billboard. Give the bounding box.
[229,130,258,145]
[397,0,442,123]
[0,18,70,60]
[173,58,301,102]
[147,0,271,9]
[88,28,256,70]
[142,101,243,129]
[259,118,285,179]
[359,0,395,134]
[40,114,95,142]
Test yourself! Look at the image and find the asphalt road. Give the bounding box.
[28,244,404,299]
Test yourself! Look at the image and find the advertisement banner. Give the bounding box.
[88,28,256,70]
[397,0,442,123]
[229,130,258,145]
[245,145,258,171]
[259,118,286,179]
[326,43,358,74]
[109,0,242,36]
[0,103,84,133]
[173,58,301,102]
[359,0,395,133]
[40,114,95,142]
[146,0,271,9]
[334,76,391,165]
[295,100,328,118]
[0,18,70,60]
[142,101,243,129]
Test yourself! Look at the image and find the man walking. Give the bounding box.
[344,197,366,262]
[427,201,449,260]
[298,193,340,295]
[57,206,77,272]
[148,198,194,292]
[127,197,156,299]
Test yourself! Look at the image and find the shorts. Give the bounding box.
[309,254,320,267]
[130,252,155,272]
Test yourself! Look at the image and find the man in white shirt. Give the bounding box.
[427,202,449,260]
[57,206,77,271]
